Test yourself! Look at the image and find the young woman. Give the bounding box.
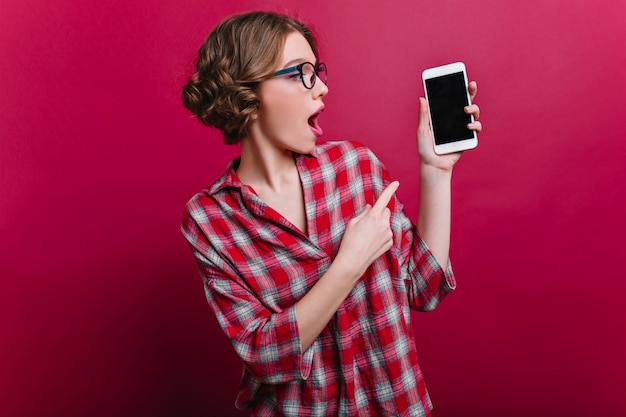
[181,11,482,417]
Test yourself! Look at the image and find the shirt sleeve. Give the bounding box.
[398,221,456,311]
[181,202,314,385]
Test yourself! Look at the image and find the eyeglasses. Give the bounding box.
[273,62,327,89]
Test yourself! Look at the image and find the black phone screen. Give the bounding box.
[425,72,473,145]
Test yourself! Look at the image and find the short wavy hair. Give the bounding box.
[181,11,319,145]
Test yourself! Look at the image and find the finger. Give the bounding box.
[464,104,480,120]
[372,181,399,213]
[467,120,482,133]
[417,98,430,135]
[468,81,478,101]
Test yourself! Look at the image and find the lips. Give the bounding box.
[308,106,325,137]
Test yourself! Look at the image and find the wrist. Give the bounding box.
[420,162,453,183]
[329,253,363,287]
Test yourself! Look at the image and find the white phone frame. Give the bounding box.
[422,62,478,155]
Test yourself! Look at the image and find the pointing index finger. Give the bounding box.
[372,181,399,213]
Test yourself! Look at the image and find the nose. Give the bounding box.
[313,77,328,98]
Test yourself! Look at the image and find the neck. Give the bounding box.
[237,137,297,191]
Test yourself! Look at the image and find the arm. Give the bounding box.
[183,204,312,385]
[183,182,401,382]
[295,181,400,351]
[298,89,482,348]
[416,81,482,266]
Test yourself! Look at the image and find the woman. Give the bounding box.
[181,11,482,416]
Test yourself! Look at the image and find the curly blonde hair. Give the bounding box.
[181,11,319,144]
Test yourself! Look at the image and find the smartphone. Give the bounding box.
[422,62,477,155]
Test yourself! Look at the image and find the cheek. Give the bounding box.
[260,90,303,129]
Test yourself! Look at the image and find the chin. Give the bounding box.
[305,138,319,153]
[292,142,316,155]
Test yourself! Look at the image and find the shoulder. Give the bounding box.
[183,189,216,222]
[183,185,242,232]
[314,140,382,168]
[181,190,220,247]
[182,163,245,240]
[181,183,248,259]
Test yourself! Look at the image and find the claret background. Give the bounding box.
[2,0,625,416]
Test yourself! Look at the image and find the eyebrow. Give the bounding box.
[280,58,317,69]
[283,58,306,68]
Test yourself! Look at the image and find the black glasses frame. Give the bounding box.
[273,62,327,89]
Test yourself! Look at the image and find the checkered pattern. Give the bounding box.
[182,141,456,416]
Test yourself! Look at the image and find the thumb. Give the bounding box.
[418,98,430,129]
[417,98,433,141]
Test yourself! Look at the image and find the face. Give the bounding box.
[250,31,329,155]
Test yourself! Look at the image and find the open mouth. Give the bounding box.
[308,106,325,137]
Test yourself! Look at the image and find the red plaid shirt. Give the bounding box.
[182,141,456,416]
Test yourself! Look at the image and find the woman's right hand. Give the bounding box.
[295,181,399,350]
[334,181,399,281]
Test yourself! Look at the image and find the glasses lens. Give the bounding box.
[316,63,327,85]
[297,62,327,89]
[300,63,316,89]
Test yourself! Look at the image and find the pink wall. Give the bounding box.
[2,0,625,416]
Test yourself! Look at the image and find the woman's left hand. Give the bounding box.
[417,81,482,171]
